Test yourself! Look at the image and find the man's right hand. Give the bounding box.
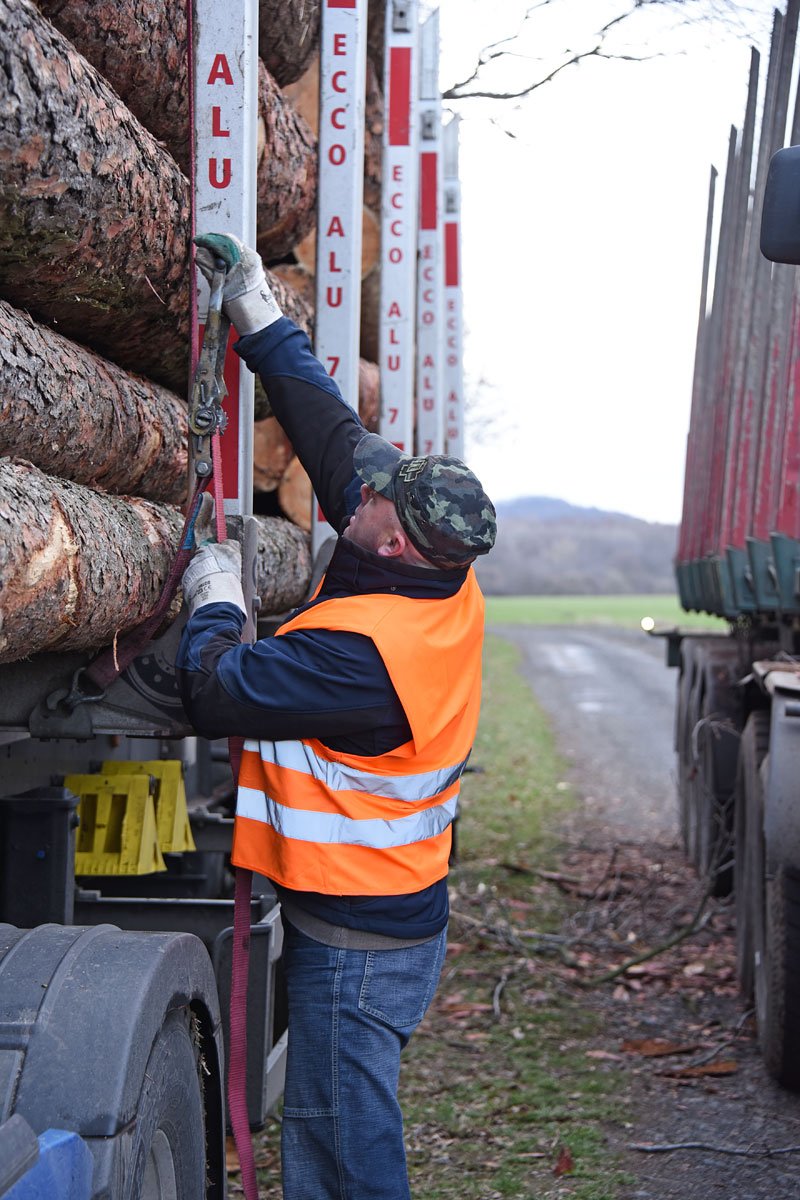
[182,541,247,618]
[194,233,283,336]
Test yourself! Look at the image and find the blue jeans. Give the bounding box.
[280,920,448,1200]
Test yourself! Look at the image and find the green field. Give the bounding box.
[484,593,728,631]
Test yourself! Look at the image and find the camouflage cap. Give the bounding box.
[353,433,497,569]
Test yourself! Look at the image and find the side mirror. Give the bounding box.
[761,145,800,264]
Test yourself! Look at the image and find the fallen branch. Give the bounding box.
[577,889,712,989]
[673,1008,754,1072]
[499,862,587,890]
[630,1141,800,1158]
[492,970,511,1019]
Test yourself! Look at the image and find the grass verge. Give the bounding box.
[400,635,633,1199]
[484,594,727,630]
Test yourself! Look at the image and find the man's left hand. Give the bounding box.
[193,232,282,335]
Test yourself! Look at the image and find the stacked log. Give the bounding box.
[0,301,188,504]
[36,0,319,259]
[0,0,191,393]
[0,459,312,663]
[0,459,184,663]
[254,516,312,612]
[363,58,384,212]
[0,0,316,396]
[259,0,321,88]
[0,0,388,665]
[255,62,318,261]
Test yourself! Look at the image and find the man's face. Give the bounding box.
[343,484,402,555]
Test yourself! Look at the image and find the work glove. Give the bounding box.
[194,232,283,336]
[182,540,247,618]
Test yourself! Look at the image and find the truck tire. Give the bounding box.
[0,923,226,1199]
[697,686,739,896]
[734,710,769,1000]
[689,641,744,896]
[676,639,700,859]
[756,864,800,1088]
[130,1010,206,1200]
[679,644,704,865]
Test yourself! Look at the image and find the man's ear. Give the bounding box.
[376,526,408,558]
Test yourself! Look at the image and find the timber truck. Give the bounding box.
[668,0,800,1090]
[0,1,464,1195]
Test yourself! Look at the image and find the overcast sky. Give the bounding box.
[433,0,777,523]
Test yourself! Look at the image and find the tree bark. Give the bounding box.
[253,515,312,612]
[0,0,190,393]
[0,300,188,503]
[36,0,191,169]
[359,268,380,365]
[256,62,318,262]
[0,458,184,663]
[0,1,317,394]
[270,263,316,311]
[363,56,384,211]
[367,0,386,88]
[37,1,318,257]
[357,357,380,431]
[260,0,320,87]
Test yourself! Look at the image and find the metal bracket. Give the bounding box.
[29,673,99,738]
[421,108,437,140]
[189,263,231,480]
[392,0,412,32]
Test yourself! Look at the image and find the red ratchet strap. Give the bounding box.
[81,475,211,693]
[210,435,259,1200]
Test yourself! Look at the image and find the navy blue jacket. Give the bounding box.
[176,318,467,938]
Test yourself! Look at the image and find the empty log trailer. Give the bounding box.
[667,0,800,1089]
[0,0,465,1195]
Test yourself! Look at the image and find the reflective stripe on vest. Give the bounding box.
[237,786,459,848]
[242,738,469,803]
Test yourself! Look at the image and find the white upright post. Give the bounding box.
[312,0,369,553]
[415,8,444,456]
[379,0,420,453]
[192,0,259,515]
[442,115,464,461]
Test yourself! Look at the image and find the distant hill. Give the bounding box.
[474,496,678,596]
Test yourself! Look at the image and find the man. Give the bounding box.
[177,233,496,1200]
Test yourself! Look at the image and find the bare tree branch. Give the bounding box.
[444,45,669,103]
[442,0,765,104]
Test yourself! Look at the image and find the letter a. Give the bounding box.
[208,54,234,85]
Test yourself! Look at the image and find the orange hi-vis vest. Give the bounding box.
[232,569,485,895]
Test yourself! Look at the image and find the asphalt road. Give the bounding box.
[489,623,679,839]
